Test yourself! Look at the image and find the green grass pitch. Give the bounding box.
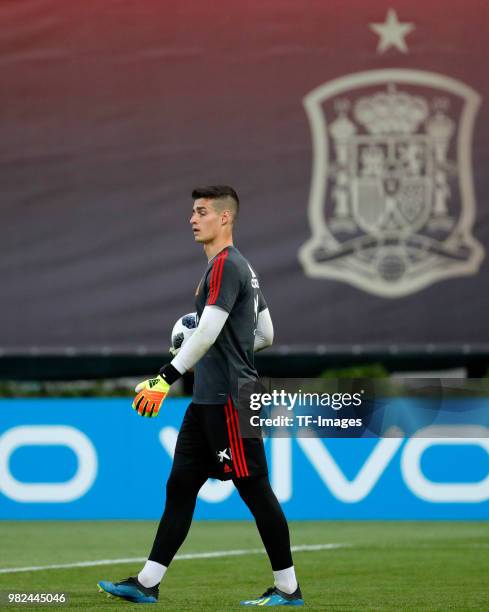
[0,521,488,610]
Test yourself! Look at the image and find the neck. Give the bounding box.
[204,236,234,261]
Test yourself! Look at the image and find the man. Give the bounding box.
[98,186,303,607]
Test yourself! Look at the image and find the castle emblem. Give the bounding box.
[299,70,484,297]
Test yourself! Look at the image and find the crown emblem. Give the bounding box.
[353,84,428,135]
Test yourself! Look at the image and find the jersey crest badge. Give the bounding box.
[298,69,484,297]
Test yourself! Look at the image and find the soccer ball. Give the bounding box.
[170,312,198,355]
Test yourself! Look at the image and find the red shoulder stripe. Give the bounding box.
[207,253,221,305]
[208,249,229,305]
[212,249,228,303]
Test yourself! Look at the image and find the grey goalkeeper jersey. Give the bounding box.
[193,246,267,405]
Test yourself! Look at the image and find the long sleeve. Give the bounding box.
[254,307,274,352]
[171,305,229,374]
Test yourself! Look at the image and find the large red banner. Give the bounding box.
[1,1,488,351]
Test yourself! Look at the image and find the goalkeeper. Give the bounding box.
[98,186,303,607]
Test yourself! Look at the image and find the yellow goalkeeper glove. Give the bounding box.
[132,375,170,418]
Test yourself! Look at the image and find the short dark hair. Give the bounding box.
[191,185,239,209]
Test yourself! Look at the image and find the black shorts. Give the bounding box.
[173,398,268,481]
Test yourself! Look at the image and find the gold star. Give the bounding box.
[369,9,415,54]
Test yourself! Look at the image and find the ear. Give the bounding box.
[221,210,231,226]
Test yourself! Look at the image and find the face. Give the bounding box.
[190,198,223,243]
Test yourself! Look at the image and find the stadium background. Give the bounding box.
[1,4,488,607]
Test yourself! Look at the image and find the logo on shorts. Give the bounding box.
[217,448,231,463]
[298,70,484,297]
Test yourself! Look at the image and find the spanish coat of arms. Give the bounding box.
[299,69,483,297]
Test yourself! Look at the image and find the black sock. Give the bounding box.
[234,475,293,571]
[148,468,207,567]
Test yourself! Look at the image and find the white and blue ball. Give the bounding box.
[170,312,198,355]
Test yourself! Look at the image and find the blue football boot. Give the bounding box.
[240,585,304,606]
[97,576,158,604]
